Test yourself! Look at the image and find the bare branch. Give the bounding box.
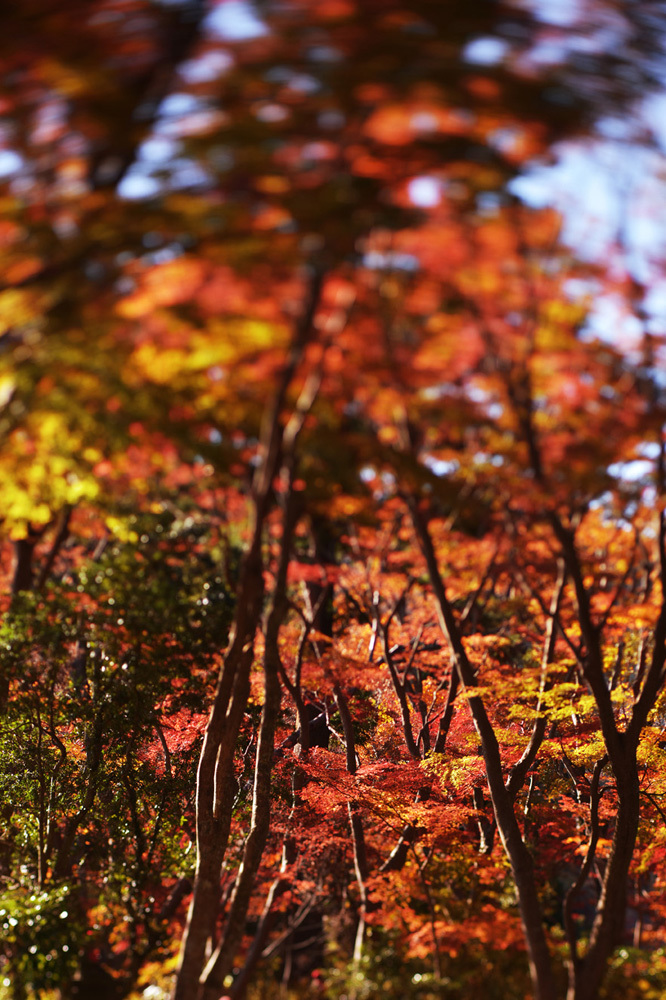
[506,559,566,801]
[563,757,608,967]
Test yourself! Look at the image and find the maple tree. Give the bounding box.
[1,2,666,1000]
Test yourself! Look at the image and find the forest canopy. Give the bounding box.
[1,2,666,1000]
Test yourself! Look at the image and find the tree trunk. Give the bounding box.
[568,767,640,1000]
[172,558,262,1000]
[408,496,557,1000]
[11,535,38,598]
[200,487,297,998]
[173,269,323,999]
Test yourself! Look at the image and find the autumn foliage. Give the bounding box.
[1,2,666,1000]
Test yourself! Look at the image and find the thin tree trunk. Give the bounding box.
[337,683,373,985]
[200,484,299,998]
[568,771,640,1000]
[198,647,282,999]
[173,267,324,1000]
[407,496,557,1000]
[172,496,269,1000]
[492,324,663,1000]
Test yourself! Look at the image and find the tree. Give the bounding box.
[1,2,666,999]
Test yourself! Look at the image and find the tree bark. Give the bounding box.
[200,485,298,998]
[407,496,557,1000]
[568,766,640,1000]
[173,268,324,1000]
